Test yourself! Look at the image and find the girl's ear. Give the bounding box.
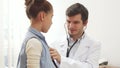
[38,12,45,21]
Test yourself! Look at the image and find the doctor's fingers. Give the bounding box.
[49,48,58,54]
[50,52,58,56]
[49,48,60,58]
[50,52,61,63]
[49,49,60,57]
[49,48,55,51]
[50,50,59,56]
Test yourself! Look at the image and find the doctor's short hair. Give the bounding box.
[66,3,89,23]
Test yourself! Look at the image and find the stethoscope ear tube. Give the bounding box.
[64,23,69,38]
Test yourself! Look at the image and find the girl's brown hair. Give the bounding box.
[25,0,53,19]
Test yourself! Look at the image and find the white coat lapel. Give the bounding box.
[74,37,90,60]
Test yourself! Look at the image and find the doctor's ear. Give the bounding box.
[83,20,88,26]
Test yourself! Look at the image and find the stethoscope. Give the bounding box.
[66,38,78,57]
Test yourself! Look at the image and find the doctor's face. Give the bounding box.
[66,14,87,37]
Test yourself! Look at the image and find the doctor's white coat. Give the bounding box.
[51,34,101,68]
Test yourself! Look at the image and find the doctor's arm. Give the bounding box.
[50,43,101,68]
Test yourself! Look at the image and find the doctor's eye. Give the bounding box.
[66,20,71,24]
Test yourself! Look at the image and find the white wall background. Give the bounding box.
[0,1,5,67]
[0,0,120,67]
[46,0,120,66]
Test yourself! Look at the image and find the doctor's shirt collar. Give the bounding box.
[67,32,85,42]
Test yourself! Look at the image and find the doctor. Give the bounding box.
[50,3,101,68]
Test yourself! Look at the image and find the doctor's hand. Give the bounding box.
[49,48,61,64]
